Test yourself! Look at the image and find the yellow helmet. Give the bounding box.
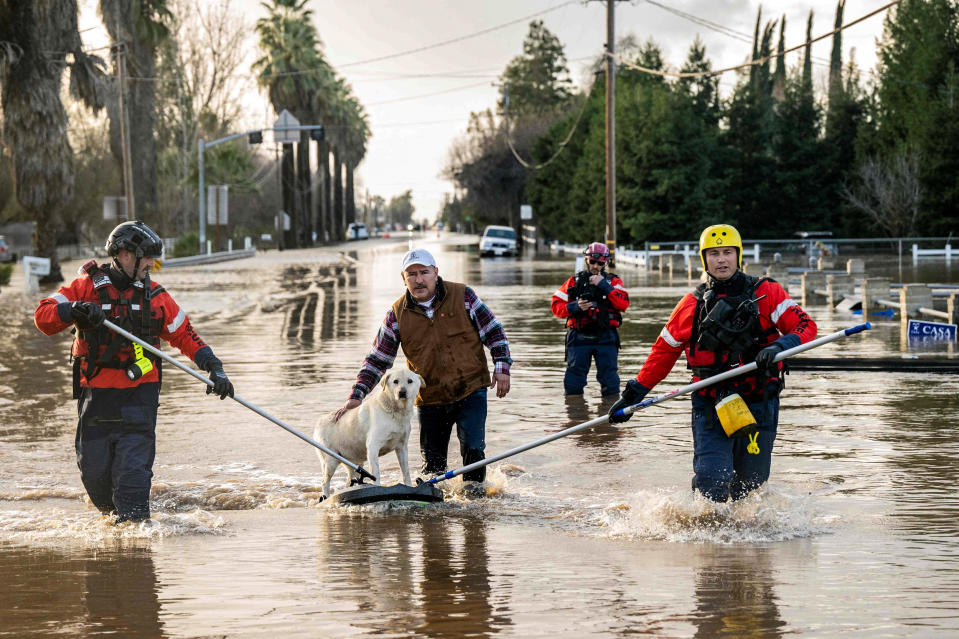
[699,224,742,271]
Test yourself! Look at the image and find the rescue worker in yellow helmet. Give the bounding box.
[609,224,817,501]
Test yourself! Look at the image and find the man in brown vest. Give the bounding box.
[334,248,512,484]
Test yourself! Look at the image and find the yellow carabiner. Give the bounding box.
[747,432,760,455]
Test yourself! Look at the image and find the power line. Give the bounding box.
[336,1,578,69]
[641,0,831,66]
[366,80,493,106]
[643,0,752,45]
[613,0,900,80]
[253,1,578,82]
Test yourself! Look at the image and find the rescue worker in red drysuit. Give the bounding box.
[609,224,817,502]
[35,221,234,523]
[551,242,630,397]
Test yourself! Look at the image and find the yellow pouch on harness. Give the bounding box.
[714,393,757,438]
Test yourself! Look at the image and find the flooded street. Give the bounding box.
[1,234,958,637]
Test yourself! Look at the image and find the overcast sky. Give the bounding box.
[82,0,894,223]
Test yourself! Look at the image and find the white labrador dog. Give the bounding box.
[313,366,422,498]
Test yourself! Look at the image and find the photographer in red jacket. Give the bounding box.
[35,221,233,523]
[551,242,630,397]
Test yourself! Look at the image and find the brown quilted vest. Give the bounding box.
[393,280,491,406]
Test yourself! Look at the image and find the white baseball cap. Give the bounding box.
[401,248,437,270]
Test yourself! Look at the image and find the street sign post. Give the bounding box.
[273,110,301,144]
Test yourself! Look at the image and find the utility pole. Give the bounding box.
[605,0,617,268]
[115,40,135,220]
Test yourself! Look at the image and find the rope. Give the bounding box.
[504,78,596,170]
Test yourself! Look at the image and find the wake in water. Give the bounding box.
[0,507,226,543]
[595,485,833,544]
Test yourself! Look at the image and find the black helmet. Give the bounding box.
[105,221,164,259]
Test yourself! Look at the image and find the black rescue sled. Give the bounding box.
[326,482,444,506]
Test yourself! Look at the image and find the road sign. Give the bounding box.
[521,204,533,220]
[908,319,957,343]
[273,109,301,144]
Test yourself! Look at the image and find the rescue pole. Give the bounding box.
[422,323,871,486]
[102,319,376,482]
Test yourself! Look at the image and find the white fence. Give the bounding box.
[913,243,953,263]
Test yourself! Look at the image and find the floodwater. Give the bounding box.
[1,235,958,638]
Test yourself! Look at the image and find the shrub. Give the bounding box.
[171,232,199,258]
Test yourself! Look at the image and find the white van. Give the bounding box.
[478,225,517,257]
[347,222,369,240]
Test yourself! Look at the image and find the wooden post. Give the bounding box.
[947,293,958,324]
[668,254,685,279]
[861,277,891,315]
[846,258,865,275]
[826,274,853,308]
[801,271,827,307]
[765,262,790,292]
[900,284,933,319]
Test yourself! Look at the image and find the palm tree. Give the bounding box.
[317,89,371,240]
[254,0,332,247]
[98,0,171,224]
[341,95,370,229]
[0,1,105,283]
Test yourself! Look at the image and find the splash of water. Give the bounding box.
[0,507,226,544]
[595,486,832,544]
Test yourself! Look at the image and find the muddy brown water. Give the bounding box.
[1,235,957,637]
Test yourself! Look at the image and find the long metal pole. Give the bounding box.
[101,319,375,480]
[425,323,871,485]
[605,0,617,267]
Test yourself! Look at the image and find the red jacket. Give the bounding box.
[35,262,209,389]
[636,276,816,396]
[552,271,630,331]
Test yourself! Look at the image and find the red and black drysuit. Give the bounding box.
[631,270,817,501]
[35,260,222,521]
[551,270,630,396]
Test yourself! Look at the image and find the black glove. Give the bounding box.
[203,359,234,400]
[754,342,785,373]
[70,302,105,330]
[608,379,650,424]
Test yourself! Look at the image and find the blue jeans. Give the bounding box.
[418,388,487,482]
[690,391,779,502]
[564,329,620,396]
[75,383,160,522]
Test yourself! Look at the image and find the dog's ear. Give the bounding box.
[416,374,425,387]
[379,373,391,390]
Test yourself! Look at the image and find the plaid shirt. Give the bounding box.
[350,282,512,400]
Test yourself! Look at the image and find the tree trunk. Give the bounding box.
[281,143,296,248]
[0,1,86,283]
[346,164,355,225]
[323,142,333,242]
[313,139,327,244]
[297,131,313,245]
[333,147,344,242]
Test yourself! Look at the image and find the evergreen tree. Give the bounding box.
[498,20,573,117]
[721,11,779,236]
[864,0,959,234]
